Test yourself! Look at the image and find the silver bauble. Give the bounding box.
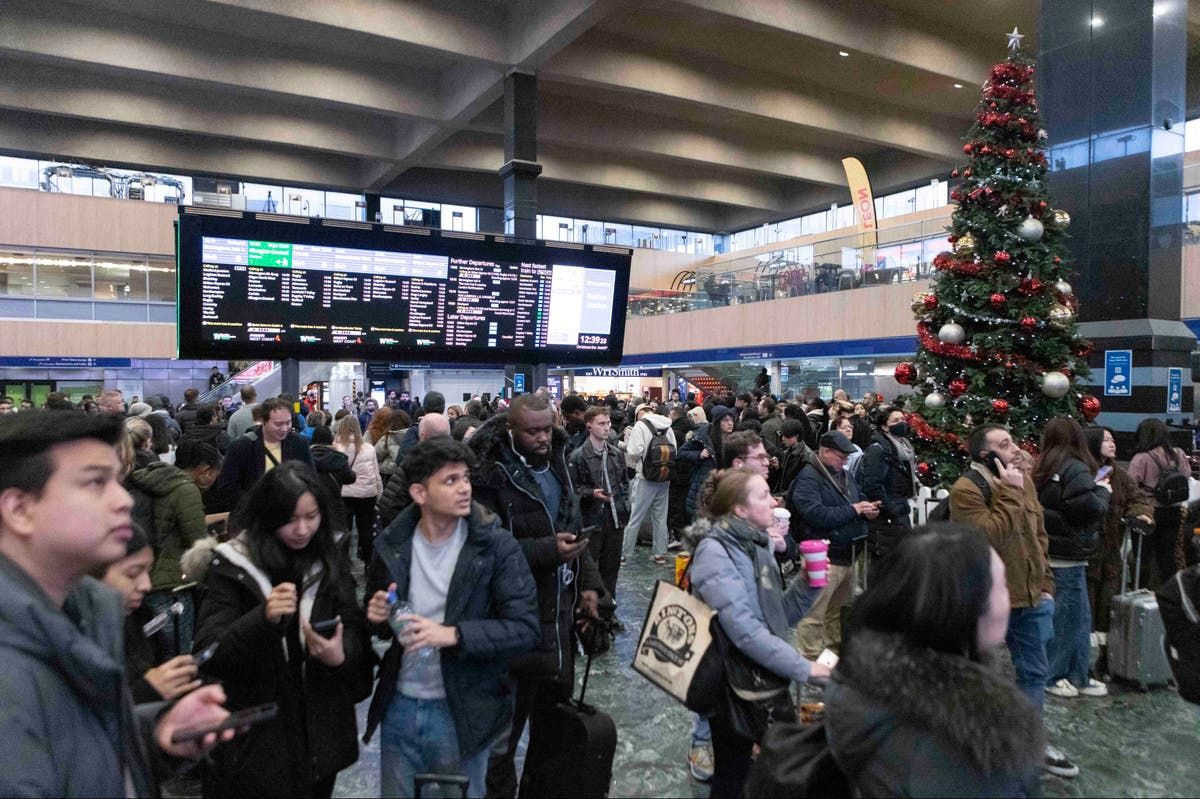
[924,391,946,409]
[938,322,966,345]
[1054,279,1072,296]
[1016,216,1044,242]
[1041,371,1070,399]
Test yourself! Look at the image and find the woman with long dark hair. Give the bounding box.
[1084,426,1153,638]
[1128,417,1191,588]
[824,525,1044,796]
[192,462,370,798]
[1033,417,1110,699]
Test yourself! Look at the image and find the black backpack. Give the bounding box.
[1152,449,1190,505]
[640,419,676,482]
[1157,565,1200,705]
[927,468,991,523]
[744,719,851,798]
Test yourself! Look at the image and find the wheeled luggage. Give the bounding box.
[1108,518,1173,690]
[518,647,617,798]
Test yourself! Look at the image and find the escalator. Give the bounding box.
[198,361,363,406]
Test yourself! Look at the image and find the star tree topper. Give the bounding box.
[1006,26,1024,52]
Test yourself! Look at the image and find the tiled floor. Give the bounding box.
[328,547,1200,798]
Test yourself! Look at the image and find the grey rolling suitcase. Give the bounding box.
[1108,518,1173,690]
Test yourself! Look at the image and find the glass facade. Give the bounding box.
[0,247,174,308]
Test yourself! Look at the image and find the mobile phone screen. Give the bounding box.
[194,641,219,667]
[310,616,341,637]
[1096,465,1113,481]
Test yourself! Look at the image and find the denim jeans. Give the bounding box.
[1046,565,1092,688]
[622,478,669,558]
[381,694,489,798]
[1006,596,1055,714]
[691,714,711,745]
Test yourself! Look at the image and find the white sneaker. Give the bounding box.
[1077,678,1108,697]
[1044,744,1079,778]
[1046,678,1079,698]
[688,742,714,782]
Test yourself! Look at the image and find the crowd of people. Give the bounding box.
[0,377,1197,798]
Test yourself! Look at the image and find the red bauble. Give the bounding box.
[1020,440,1040,456]
[989,292,1007,309]
[991,399,1009,416]
[1078,394,1101,421]
[1005,148,1016,159]
[916,462,932,478]
[979,145,991,154]
[963,143,974,154]
[923,294,939,311]
[994,250,1011,265]
[963,169,972,178]
[1020,316,1037,331]
[894,362,916,385]
[950,190,962,202]
[949,378,968,397]
[1052,256,1061,264]
[1018,277,1044,295]
[951,169,960,178]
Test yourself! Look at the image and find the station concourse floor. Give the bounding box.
[325,548,1200,798]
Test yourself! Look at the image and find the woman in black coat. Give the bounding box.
[192,462,372,798]
[858,407,916,563]
[1034,416,1111,698]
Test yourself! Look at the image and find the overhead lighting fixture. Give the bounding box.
[838,50,850,57]
[1090,15,1104,27]
[1153,2,1168,17]
[953,83,964,89]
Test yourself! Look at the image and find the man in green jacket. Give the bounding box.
[0,411,234,796]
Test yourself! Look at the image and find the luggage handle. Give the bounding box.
[1121,517,1152,594]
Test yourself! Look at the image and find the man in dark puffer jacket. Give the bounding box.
[468,394,604,798]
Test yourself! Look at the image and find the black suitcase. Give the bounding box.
[518,649,617,798]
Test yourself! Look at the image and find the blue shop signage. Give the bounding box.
[0,356,132,369]
[1167,367,1183,413]
[1103,350,1132,397]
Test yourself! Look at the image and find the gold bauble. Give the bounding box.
[911,291,936,314]
[1048,302,1075,329]
[953,233,977,256]
[1051,209,1071,228]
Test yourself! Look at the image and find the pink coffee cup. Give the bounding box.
[799,539,830,587]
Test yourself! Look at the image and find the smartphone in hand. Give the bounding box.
[169,702,278,744]
[310,616,340,637]
[1096,465,1113,481]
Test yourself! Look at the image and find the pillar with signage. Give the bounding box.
[1041,2,1195,443]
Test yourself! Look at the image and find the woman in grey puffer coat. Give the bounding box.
[686,467,829,798]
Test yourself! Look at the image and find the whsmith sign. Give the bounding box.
[578,367,663,378]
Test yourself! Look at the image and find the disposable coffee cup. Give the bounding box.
[798,539,830,587]
[773,507,791,523]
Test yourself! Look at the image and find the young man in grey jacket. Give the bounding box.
[0,411,234,797]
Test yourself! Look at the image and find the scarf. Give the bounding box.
[711,515,790,642]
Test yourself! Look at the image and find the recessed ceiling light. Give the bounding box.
[953,83,964,89]
[1153,2,1168,17]
[1090,15,1105,27]
[838,50,850,57]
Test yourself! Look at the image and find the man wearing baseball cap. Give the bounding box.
[789,430,880,658]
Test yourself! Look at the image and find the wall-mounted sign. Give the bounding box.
[1103,350,1132,397]
[579,367,663,378]
[1167,367,1182,413]
[0,357,132,369]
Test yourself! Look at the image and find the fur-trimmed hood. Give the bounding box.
[827,629,1045,780]
[466,412,569,471]
[180,535,219,584]
[681,513,769,552]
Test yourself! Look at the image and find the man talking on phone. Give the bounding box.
[0,412,233,797]
[949,424,1075,779]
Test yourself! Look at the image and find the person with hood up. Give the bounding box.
[620,403,677,565]
[814,524,1045,797]
[181,404,232,454]
[679,405,736,522]
[308,425,357,535]
[686,467,829,797]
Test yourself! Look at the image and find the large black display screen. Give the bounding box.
[177,210,631,364]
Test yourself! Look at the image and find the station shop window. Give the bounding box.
[94,255,148,302]
[35,253,92,298]
[0,250,35,296]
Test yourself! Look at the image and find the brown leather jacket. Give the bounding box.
[949,463,1054,608]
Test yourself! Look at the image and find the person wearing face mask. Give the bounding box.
[94,524,201,704]
[818,525,1045,797]
[859,407,917,565]
[191,463,371,798]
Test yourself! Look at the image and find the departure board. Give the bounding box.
[177,211,630,364]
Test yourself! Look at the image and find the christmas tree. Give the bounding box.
[894,29,1100,488]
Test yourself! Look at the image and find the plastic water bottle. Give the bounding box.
[387,589,434,660]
